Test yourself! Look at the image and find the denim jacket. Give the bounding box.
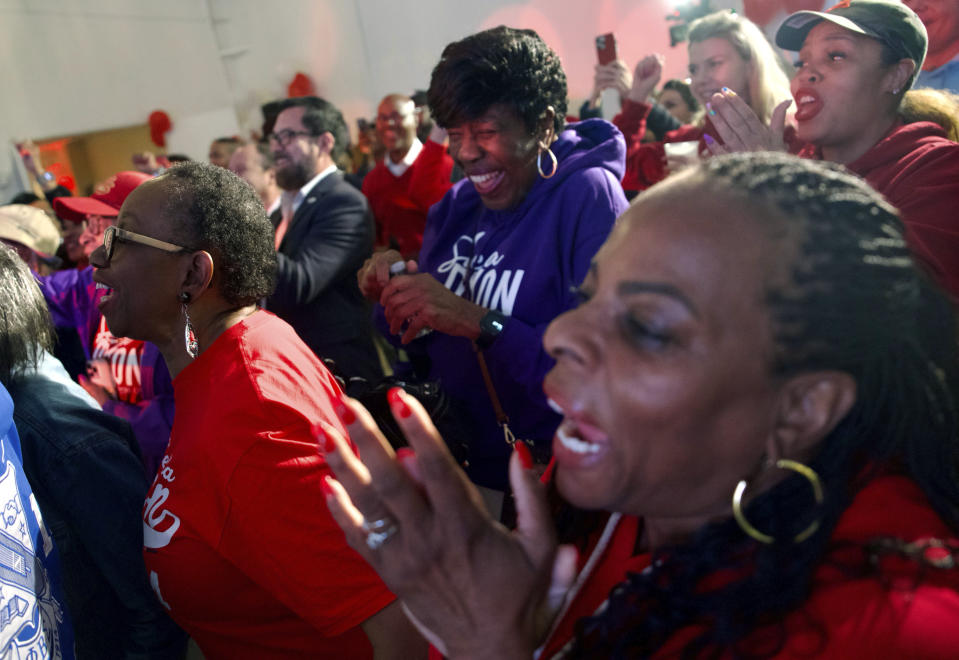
[7,353,186,659]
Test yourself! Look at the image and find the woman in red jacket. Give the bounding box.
[609,10,796,193]
[707,0,959,299]
[322,152,959,658]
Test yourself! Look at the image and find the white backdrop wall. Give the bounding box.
[210,0,741,138]
[3,0,778,200]
[1,0,237,198]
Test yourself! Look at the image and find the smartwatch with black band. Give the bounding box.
[476,310,508,349]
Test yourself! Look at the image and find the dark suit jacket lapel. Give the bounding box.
[279,171,341,253]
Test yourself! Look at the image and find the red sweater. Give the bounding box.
[801,121,959,300]
[361,140,453,258]
[540,476,959,659]
[615,99,803,193]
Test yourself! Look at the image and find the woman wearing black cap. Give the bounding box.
[706,0,959,299]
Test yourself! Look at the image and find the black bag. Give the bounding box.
[340,374,472,467]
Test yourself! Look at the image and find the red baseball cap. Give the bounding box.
[53,171,152,223]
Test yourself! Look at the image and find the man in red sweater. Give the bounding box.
[361,94,453,259]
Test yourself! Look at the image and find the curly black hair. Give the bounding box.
[0,245,54,385]
[569,152,959,658]
[274,96,350,161]
[427,26,567,137]
[160,162,277,307]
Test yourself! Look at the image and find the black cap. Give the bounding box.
[776,0,927,72]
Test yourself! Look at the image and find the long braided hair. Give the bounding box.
[569,152,959,658]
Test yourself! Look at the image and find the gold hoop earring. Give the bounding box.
[732,459,824,544]
[537,147,558,179]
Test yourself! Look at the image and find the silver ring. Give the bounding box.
[362,516,398,550]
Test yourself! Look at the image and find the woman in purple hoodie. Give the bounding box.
[358,27,629,498]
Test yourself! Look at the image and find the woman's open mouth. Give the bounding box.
[793,89,823,122]
[96,281,115,307]
[556,420,601,455]
[548,398,608,461]
[469,171,505,195]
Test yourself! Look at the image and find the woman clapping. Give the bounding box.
[324,152,959,658]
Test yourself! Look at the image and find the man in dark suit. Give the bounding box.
[265,96,381,381]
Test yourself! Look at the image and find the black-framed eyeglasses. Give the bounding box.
[266,129,313,147]
[102,225,190,264]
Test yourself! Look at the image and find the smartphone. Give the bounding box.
[596,33,617,65]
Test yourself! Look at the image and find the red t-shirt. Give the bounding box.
[142,310,394,658]
[91,316,145,404]
[540,475,959,659]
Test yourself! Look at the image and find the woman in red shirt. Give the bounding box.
[707,0,959,299]
[88,161,424,659]
[322,151,959,658]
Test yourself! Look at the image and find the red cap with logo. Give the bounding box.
[53,171,152,223]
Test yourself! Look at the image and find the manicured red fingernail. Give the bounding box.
[515,442,534,470]
[334,395,356,425]
[396,447,416,462]
[320,475,335,497]
[387,386,403,405]
[313,424,335,453]
[387,387,412,419]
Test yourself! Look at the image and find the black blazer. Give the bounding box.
[267,171,380,380]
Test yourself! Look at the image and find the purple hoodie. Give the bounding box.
[381,119,628,490]
[39,266,174,478]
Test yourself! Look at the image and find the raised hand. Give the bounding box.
[16,139,43,177]
[132,151,161,175]
[594,59,634,101]
[320,390,576,659]
[627,54,665,103]
[704,89,792,156]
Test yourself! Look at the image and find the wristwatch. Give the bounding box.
[476,310,508,349]
[38,171,55,184]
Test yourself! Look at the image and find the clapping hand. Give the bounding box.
[320,390,578,659]
[704,89,792,155]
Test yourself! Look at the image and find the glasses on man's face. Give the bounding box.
[101,225,189,264]
[266,129,313,147]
